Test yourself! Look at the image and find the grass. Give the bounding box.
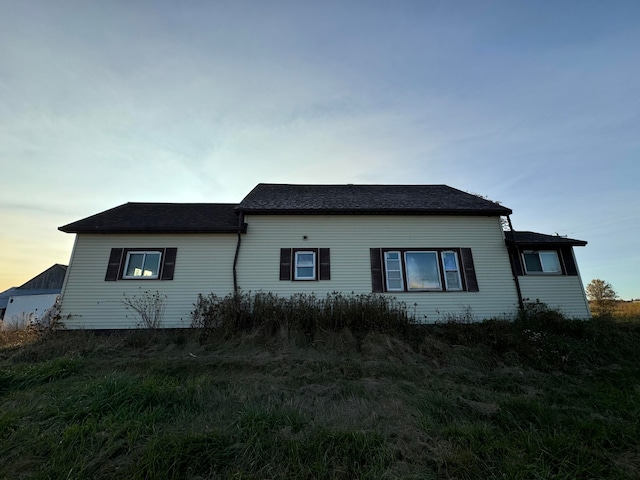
[1,309,639,479]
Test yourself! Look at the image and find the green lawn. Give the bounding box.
[1,317,639,479]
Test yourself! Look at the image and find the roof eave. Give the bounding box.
[238,208,512,216]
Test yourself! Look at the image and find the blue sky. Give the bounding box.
[1,0,639,299]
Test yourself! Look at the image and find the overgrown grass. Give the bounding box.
[191,291,416,340]
[1,305,639,479]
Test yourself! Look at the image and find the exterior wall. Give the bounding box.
[2,294,59,330]
[519,276,591,318]
[237,215,520,322]
[60,234,237,329]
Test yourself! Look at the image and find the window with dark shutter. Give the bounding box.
[104,247,177,281]
[370,247,478,293]
[280,248,331,281]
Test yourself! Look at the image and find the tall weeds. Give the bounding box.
[190,291,415,340]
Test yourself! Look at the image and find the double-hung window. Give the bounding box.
[384,252,404,291]
[522,250,561,274]
[279,248,331,281]
[441,251,463,290]
[294,251,316,280]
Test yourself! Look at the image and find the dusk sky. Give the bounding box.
[1,1,639,299]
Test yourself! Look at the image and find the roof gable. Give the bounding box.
[238,184,512,215]
[59,203,241,234]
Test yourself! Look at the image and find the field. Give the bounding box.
[1,308,640,479]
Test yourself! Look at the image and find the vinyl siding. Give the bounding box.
[519,276,591,318]
[237,215,519,322]
[60,234,236,329]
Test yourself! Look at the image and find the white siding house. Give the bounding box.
[58,184,590,329]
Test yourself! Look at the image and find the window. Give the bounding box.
[384,251,404,291]
[280,248,330,281]
[522,250,561,274]
[404,251,441,290]
[294,251,316,280]
[123,251,161,279]
[105,248,177,281]
[370,247,478,293]
[441,251,463,290]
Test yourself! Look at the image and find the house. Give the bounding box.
[57,184,590,329]
[0,264,67,329]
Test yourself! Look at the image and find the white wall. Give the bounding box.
[237,214,519,322]
[60,233,237,329]
[519,276,591,318]
[2,294,59,330]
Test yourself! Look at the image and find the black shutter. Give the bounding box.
[370,248,384,293]
[319,248,330,280]
[105,248,123,281]
[161,248,178,280]
[560,247,578,276]
[460,248,479,292]
[507,245,524,276]
[280,248,292,280]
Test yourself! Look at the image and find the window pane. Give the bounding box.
[523,253,542,272]
[540,252,561,273]
[446,271,461,290]
[387,278,403,290]
[405,252,441,290]
[386,259,401,271]
[142,253,161,277]
[125,253,144,277]
[296,266,314,278]
[442,252,458,271]
[297,253,314,267]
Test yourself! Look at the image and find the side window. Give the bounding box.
[441,251,462,290]
[105,248,177,281]
[522,250,561,274]
[383,251,404,291]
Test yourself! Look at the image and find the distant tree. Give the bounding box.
[586,279,618,316]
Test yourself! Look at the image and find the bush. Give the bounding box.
[190,291,416,341]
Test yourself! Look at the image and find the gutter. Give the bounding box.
[506,215,525,312]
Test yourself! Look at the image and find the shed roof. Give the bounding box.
[238,184,512,215]
[59,203,241,234]
[504,231,587,247]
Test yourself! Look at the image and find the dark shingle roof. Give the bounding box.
[238,184,512,215]
[504,231,587,247]
[59,203,241,234]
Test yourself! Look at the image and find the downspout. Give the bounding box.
[232,211,244,293]
[506,215,525,312]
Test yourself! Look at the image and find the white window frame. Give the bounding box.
[294,250,316,280]
[522,250,562,275]
[441,250,463,291]
[122,251,162,279]
[384,251,405,291]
